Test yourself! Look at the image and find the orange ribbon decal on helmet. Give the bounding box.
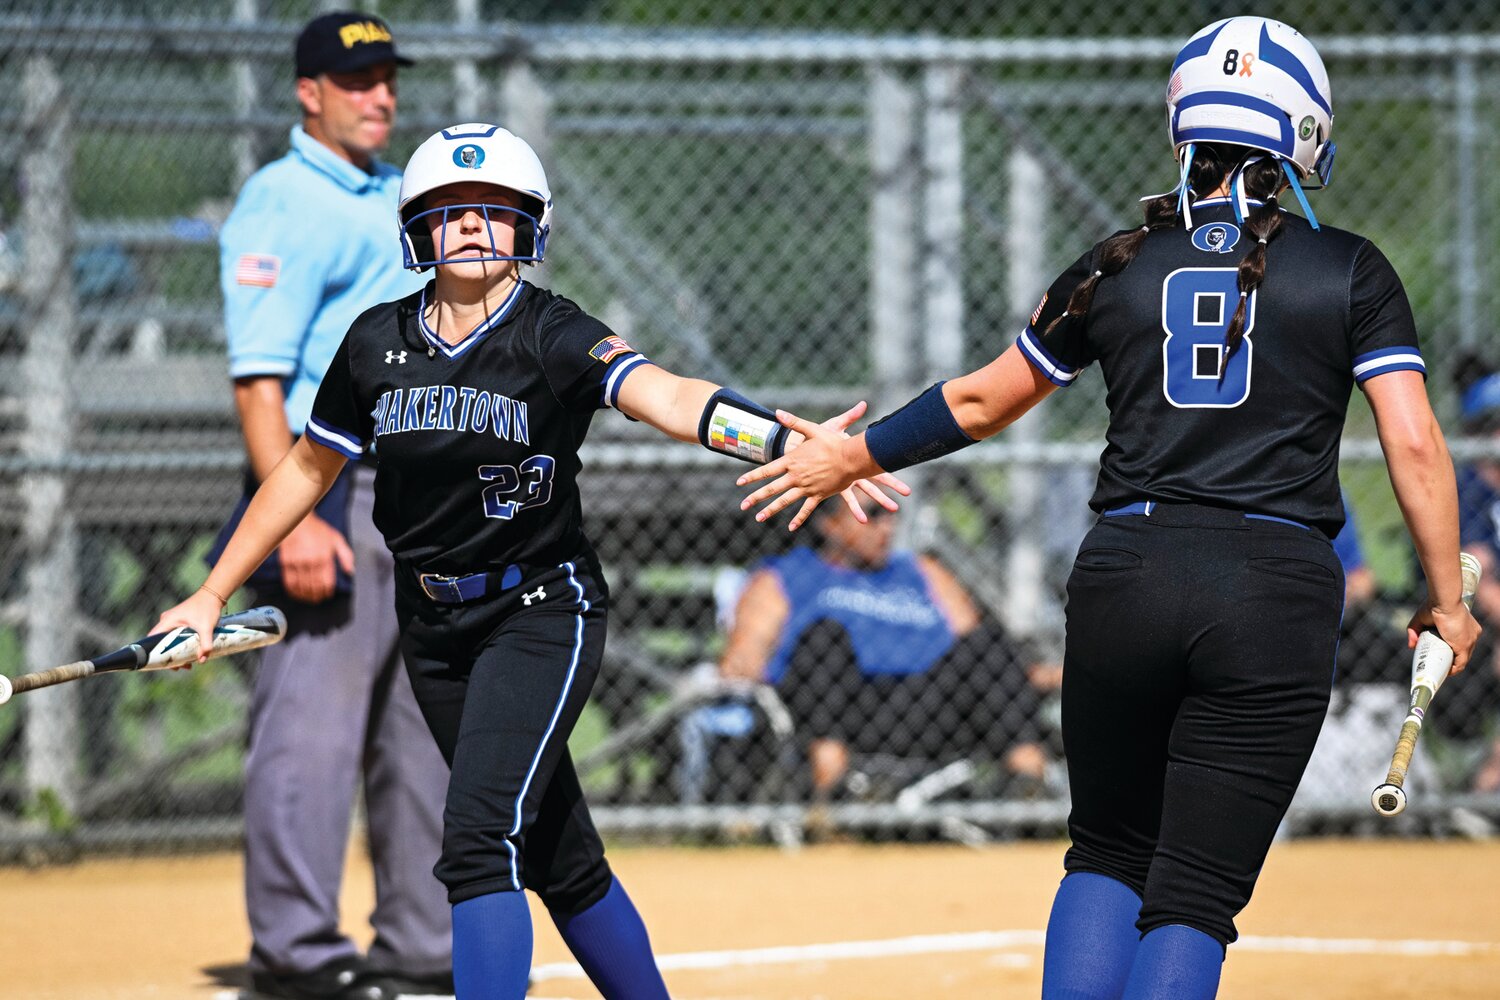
[1239,52,1255,77]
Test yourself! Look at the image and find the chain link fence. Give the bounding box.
[3,2,1500,855]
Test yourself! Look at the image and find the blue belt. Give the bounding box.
[1102,501,1310,531]
[1102,500,1159,518]
[418,564,524,604]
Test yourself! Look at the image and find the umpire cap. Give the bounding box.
[295,11,414,78]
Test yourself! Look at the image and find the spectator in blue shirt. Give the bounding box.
[718,503,1060,799]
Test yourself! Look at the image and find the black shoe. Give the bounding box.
[247,957,397,1000]
[378,968,455,998]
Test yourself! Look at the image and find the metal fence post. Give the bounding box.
[921,62,964,381]
[1002,146,1055,643]
[1455,55,1480,349]
[868,63,918,411]
[453,0,482,121]
[233,0,260,189]
[502,58,552,286]
[20,56,81,815]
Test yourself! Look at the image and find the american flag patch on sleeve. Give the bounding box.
[588,335,633,363]
[1030,292,1048,328]
[235,254,280,288]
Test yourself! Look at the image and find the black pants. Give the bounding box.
[1062,504,1343,947]
[395,555,613,915]
[781,618,1044,759]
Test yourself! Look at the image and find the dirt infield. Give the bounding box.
[2,838,1497,999]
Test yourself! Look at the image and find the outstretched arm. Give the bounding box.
[943,342,1061,440]
[151,436,349,659]
[740,344,1056,529]
[612,363,722,444]
[614,364,910,522]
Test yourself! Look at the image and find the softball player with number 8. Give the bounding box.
[153,123,904,998]
[740,17,1480,998]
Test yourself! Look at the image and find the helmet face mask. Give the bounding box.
[402,198,546,270]
[397,123,553,271]
[1311,141,1337,188]
[1166,17,1334,182]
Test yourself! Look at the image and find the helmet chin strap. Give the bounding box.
[1228,155,1265,224]
[1281,159,1320,230]
[1176,143,1197,229]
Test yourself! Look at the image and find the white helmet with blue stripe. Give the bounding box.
[397,123,553,270]
[1168,17,1333,181]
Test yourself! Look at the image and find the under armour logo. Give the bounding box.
[522,586,546,606]
[385,351,407,364]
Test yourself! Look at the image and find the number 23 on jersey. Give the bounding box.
[1161,267,1255,409]
[479,456,556,520]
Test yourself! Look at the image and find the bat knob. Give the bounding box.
[1371,783,1407,817]
[0,674,10,705]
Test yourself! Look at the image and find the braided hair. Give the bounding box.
[1222,155,1288,365]
[1045,143,1290,376]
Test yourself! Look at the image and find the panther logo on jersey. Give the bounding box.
[1191,222,1241,254]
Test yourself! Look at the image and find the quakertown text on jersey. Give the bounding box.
[371,385,530,444]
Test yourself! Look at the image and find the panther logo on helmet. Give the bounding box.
[453,144,485,169]
[397,123,553,271]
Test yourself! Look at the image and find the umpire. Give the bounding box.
[217,13,451,1000]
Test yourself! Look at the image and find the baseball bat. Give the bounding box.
[1370,553,1481,817]
[0,606,287,706]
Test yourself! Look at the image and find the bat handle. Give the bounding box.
[1382,718,1422,789]
[9,662,95,697]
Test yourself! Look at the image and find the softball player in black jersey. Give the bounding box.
[741,17,1479,1000]
[153,122,904,1000]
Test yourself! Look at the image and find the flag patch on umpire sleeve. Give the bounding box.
[1030,292,1048,328]
[589,336,633,363]
[235,254,280,287]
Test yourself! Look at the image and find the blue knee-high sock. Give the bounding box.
[551,876,670,1000]
[1042,872,1144,1000]
[1121,924,1224,1000]
[452,891,532,1000]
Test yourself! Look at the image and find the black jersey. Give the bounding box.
[1017,199,1425,538]
[307,280,650,573]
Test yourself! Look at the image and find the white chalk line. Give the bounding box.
[527,928,1496,982]
[209,929,1495,996]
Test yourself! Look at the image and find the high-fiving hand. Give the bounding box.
[741,404,893,531]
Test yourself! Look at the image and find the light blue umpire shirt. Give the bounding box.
[221,125,422,436]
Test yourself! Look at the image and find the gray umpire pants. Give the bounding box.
[245,465,452,977]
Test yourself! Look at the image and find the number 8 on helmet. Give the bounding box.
[1166,17,1335,228]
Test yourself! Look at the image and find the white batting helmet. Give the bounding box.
[1166,17,1334,185]
[397,123,553,270]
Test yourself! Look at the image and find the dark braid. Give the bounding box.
[1223,156,1288,365]
[1045,144,1231,338]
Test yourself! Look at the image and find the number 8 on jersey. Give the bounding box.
[1161,267,1255,409]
